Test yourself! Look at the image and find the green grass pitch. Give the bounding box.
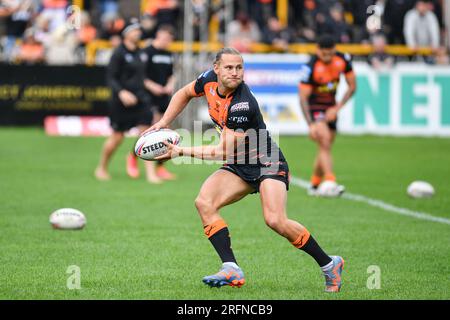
[0,128,449,299]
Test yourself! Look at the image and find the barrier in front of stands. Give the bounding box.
[85,40,434,66]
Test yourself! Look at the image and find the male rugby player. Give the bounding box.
[299,35,356,195]
[146,48,344,292]
[95,18,161,183]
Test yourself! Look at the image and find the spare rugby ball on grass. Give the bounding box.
[407,181,435,198]
[50,208,86,230]
[135,128,182,160]
[317,181,340,198]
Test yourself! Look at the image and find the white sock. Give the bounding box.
[320,260,334,272]
[223,262,239,269]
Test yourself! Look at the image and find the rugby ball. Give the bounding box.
[50,208,86,230]
[407,181,435,198]
[317,181,340,198]
[135,128,182,160]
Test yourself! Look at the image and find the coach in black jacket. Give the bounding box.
[95,18,161,183]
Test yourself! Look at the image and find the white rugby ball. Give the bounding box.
[50,208,86,230]
[135,128,182,160]
[407,181,435,198]
[317,181,340,198]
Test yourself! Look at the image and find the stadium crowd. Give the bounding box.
[0,0,448,65]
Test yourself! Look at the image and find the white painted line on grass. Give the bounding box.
[290,176,450,226]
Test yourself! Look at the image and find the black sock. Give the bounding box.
[208,227,237,264]
[300,236,332,267]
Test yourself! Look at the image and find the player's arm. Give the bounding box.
[335,71,356,111]
[299,84,314,126]
[164,75,176,95]
[144,78,165,96]
[155,127,245,161]
[106,51,137,107]
[326,58,356,122]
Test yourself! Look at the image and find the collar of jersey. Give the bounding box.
[216,86,234,99]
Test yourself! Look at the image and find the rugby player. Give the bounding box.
[143,25,177,181]
[146,48,344,292]
[95,18,161,183]
[299,35,356,195]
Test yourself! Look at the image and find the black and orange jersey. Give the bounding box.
[190,69,285,167]
[300,52,354,110]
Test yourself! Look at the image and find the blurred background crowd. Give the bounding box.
[0,0,448,66]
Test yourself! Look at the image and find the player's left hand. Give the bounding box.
[153,141,182,161]
[325,106,338,122]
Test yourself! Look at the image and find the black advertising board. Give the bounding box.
[0,64,111,125]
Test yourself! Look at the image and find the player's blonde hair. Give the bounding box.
[214,47,242,65]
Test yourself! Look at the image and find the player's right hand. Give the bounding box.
[119,90,138,107]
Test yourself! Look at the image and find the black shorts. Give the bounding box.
[220,161,290,194]
[150,95,170,114]
[310,110,337,131]
[109,101,153,132]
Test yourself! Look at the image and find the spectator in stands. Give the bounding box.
[403,0,440,51]
[262,16,293,52]
[344,0,377,43]
[34,13,52,47]
[99,0,119,15]
[45,24,78,65]
[77,11,97,47]
[383,0,415,44]
[40,0,68,32]
[226,11,261,53]
[250,0,277,30]
[316,2,352,43]
[16,27,45,64]
[291,0,319,43]
[99,11,125,41]
[1,0,35,62]
[434,46,449,65]
[367,33,395,70]
[140,13,157,42]
[144,0,179,29]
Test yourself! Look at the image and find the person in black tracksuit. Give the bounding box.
[95,18,161,183]
[143,24,177,180]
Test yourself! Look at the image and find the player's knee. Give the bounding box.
[194,196,215,216]
[264,214,286,233]
[319,138,332,150]
[112,133,124,144]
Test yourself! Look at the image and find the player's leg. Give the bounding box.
[315,121,335,181]
[136,125,162,184]
[95,131,124,180]
[195,169,254,287]
[310,153,324,191]
[259,178,344,292]
[309,121,331,193]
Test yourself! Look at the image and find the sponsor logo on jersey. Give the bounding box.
[230,102,249,113]
[140,53,148,62]
[152,55,172,64]
[125,54,134,63]
[229,116,249,124]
